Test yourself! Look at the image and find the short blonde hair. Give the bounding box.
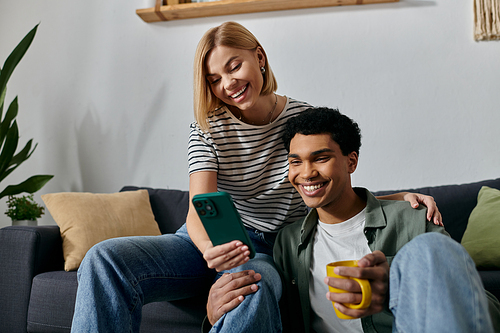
[193,22,278,131]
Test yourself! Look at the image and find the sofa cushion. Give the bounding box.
[27,271,77,333]
[120,186,190,234]
[461,186,500,269]
[27,271,207,333]
[42,190,162,271]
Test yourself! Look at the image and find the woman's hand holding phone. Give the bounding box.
[192,191,256,271]
[203,240,252,272]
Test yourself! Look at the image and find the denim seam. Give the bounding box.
[134,271,214,280]
[461,246,481,333]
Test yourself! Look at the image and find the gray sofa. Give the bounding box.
[1,178,499,333]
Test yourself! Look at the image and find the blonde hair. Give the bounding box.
[193,21,278,131]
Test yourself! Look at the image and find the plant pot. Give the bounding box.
[12,219,37,226]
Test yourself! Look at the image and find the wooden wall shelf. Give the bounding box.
[136,0,399,23]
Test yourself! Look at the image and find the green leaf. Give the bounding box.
[0,24,38,114]
[0,96,18,146]
[10,139,35,167]
[0,166,17,184]
[0,82,5,120]
[0,174,54,200]
[0,121,18,176]
[0,140,36,183]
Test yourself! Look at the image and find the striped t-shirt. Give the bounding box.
[188,97,311,232]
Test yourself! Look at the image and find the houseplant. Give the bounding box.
[5,194,44,226]
[0,24,53,201]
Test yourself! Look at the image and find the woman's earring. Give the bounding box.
[261,66,266,75]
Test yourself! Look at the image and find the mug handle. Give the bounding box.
[345,278,372,309]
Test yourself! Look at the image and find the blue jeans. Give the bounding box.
[390,233,495,332]
[71,224,282,333]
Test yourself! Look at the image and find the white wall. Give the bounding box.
[0,0,499,228]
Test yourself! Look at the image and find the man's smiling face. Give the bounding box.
[287,133,358,213]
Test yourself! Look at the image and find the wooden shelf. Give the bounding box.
[136,0,399,23]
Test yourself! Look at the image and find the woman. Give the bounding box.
[71,21,441,333]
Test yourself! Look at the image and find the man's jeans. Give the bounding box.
[390,233,496,332]
[71,223,282,333]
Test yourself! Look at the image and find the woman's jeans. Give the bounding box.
[71,224,282,333]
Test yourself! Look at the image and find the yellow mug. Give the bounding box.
[326,260,372,320]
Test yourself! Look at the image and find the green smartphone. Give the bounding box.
[192,191,256,259]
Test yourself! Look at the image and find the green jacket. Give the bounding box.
[273,188,448,333]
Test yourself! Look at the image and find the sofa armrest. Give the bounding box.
[0,225,64,333]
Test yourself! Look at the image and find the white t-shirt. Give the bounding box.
[187,97,311,232]
[309,208,371,333]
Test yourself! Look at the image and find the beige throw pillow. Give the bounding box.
[42,190,162,271]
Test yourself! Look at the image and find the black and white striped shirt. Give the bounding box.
[188,97,311,232]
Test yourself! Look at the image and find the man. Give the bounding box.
[206,107,499,332]
[273,107,499,332]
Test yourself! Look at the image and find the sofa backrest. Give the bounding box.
[121,186,189,234]
[123,178,500,242]
[373,178,500,242]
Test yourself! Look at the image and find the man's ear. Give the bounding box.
[347,151,358,174]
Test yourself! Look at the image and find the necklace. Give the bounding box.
[238,93,278,125]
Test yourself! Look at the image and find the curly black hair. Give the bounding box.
[282,107,362,156]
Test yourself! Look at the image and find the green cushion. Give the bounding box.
[461,186,500,269]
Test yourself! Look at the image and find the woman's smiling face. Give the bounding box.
[205,45,265,112]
